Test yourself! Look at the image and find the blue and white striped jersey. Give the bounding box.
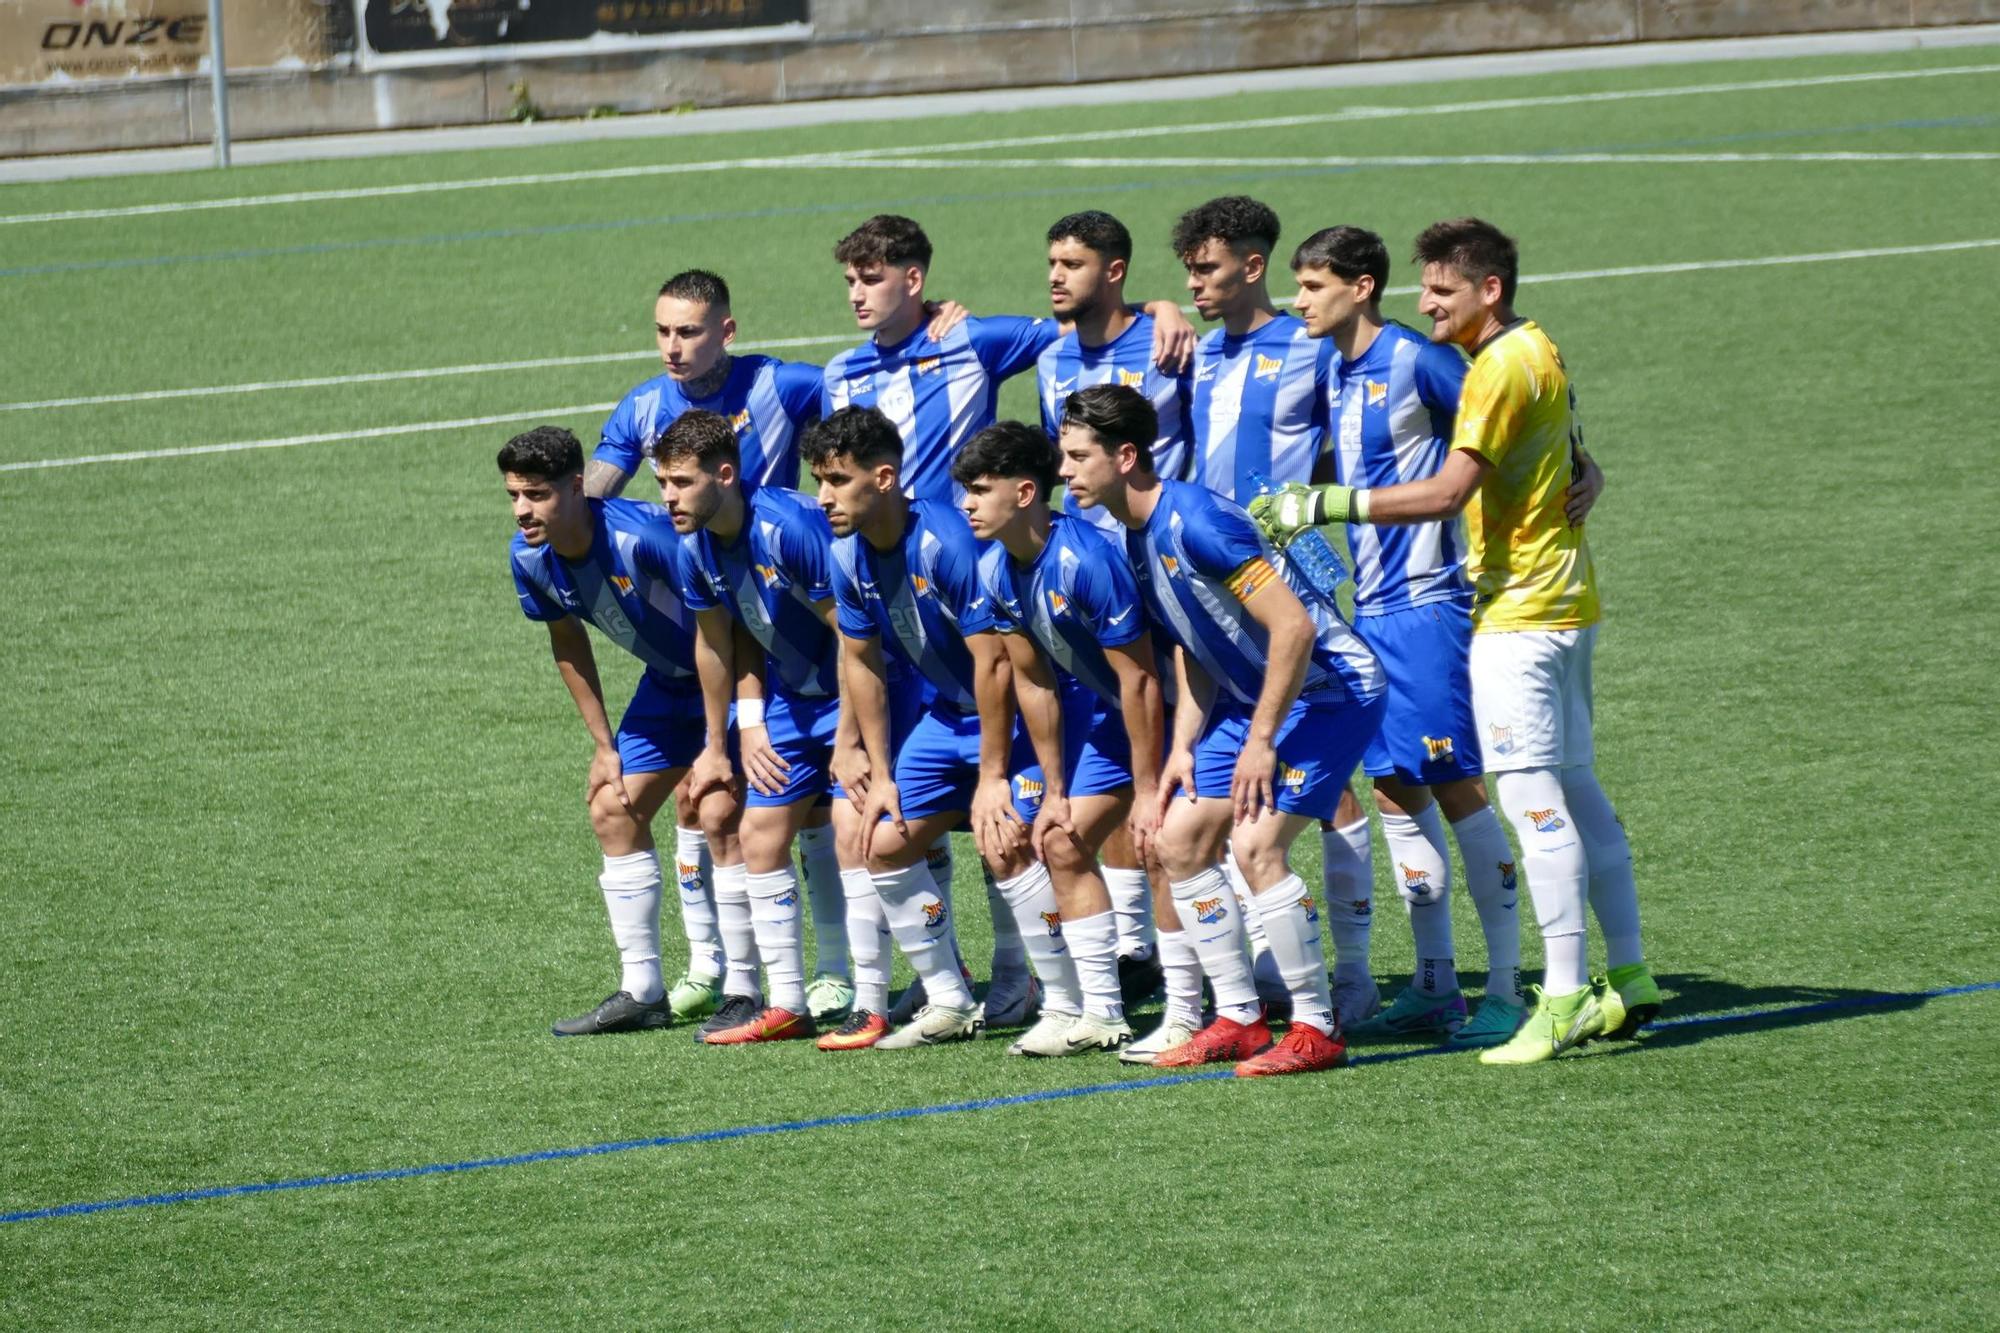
[830,501,998,714]
[1188,315,1331,501]
[823,315,1060,503]
[676,487,839,699]
[1037,315,1194,537]
[1327,322,1474,616]
[1127,481,1383,709]
[594,354,823,491]
[510,498,697,681]
[979,514,1145,709]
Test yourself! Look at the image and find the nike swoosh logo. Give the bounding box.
[1105,608,1132,626]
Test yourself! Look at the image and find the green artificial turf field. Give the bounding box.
[3,41,1999,1328]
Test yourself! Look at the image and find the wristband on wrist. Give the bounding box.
[736,697,765,728]
[1351,488,1371,522]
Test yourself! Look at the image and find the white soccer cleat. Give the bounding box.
[874,1002,983,1050]
[1061,1013,1134,1055]
[1118,1013,1201,1065]
[1007,1010,1082,1057]
[982,971,1041,1028]
[1331,971,1382,1032]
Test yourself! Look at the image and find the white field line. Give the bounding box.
[5,62,1996,228]
[822,151,2000,169]
[6,236,1998,472]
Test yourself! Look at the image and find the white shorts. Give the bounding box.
[1468,625,1596,772]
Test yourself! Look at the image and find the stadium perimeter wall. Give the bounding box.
[4,0,1996,157]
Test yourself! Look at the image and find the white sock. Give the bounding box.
[925,837,971,981]
[1225,849,1282,1000]
[673,825,722,980]
[1452,804,1523,999]
[1494,768,1589,996]
[1382,805,1457,996]
[796,824,848,980]
[1064,911,1124,1021]
[995,863,1079,1014]
[872,861,974,1009]
[1157,929,1204,1027]
[985,864,1029,977]
[841,867,892,1014]
[1251,874,1335,1034]
[1103,866,1155,960]
[711,862,763,1002]
[1322,818,1375,979]
[599,850,664,1004]
[746,866,808,1013]
[1170,867,1259,1023]
[1563,766,1644,970]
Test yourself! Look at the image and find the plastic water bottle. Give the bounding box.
[1249,471,1350,609]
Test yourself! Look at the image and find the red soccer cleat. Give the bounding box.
[1151,1013,1273,1067]
[816,1009,891,1051]
[1234,1023,1346,1077]
[703,1005,816,1045]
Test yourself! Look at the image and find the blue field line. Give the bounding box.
[7,115,1992,280]
[4,978,1995,1228]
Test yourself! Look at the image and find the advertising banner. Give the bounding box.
[356,0,808,66]
[1,0,329,85]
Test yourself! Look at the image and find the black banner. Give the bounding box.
[361,0,806,55]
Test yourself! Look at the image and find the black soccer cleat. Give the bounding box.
[552,990,673,1037]
[694,992,762,1041]
[1118,951,1165,1005]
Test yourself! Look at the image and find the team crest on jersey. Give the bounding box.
[1013,774,1045,803]
[1367,380,1388,408]
[609,575,634,595]
[730,408,752,433]
[1193,896,1227,925]
[916,355,943,376]
[1498,861,1518,893]
[753,563,782,589]
[1046,590,1069,617]
[1401,863,1433,896]
[1279,764,1308,791]
[1253,354,1284,380]
[921,898,946,927]
[1159,555,1180,578]
[911,574,931,596]
[1487,724,1514,756]
[1526,808,1566,833]
[1117,368,1146,388]
[1298,894,1318,924]
[1040,910,1064,937]
[1422,734,1455,761]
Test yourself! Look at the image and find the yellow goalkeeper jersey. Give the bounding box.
[1452,320,1600,633]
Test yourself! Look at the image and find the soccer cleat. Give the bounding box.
[1346,985,1468,1040]
[886,977,928,1026]
[1331,971,1382,1031]
[805,973,856,1024]
[982,971,1042,1029]
[1007,1010,1082,1057]
[817,1008,891,1051]
[702,1005,816,1045]
[1601,963,1662,1039]
[1446,992,1529,1050]
[874,1002,983,1050]
[1479,984,1602,1065]
[1063,1013,1135,1054]
[551,990,672,1037]
[1151,1012,1273,1068]
[1119,1014,1201,1065]
[694,992,762,1041]
[1117,951,1165,1004]
[1234,1023,1346,1077]
[667,972,721,1022]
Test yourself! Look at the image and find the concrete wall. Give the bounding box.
[4,0,1995,156]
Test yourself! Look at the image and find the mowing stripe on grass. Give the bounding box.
[4,62,1995,229]
[3,980,1994,1228]
[865,151,2000,169]
[4,237,1995,433]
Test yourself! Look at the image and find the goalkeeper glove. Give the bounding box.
[1248,482,1361,544]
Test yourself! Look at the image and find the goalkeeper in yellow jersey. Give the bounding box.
[1252,217,1658,1063]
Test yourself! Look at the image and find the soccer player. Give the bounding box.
[1060,384,1388,1077]
[499,425,741,1036]
[653,409,862,1044]
[1035,208,1193,996]
[952,420,1179,1056]
[1255,217,1659,1064]
[804,406,1021,1049]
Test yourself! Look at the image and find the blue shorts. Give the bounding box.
[1192,689,1386,822]
[893,704,987,823]
[745,688,840,809]
[616,670,707,776]
[1010,686,1134,822]
[1355,600,1485,785]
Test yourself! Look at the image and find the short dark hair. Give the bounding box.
[951,421,1060,500]
[497,425,583,480]
[657,268,730,311]
[1172,195,1280,263]
[1047,210,1133,264]
[833,214,933,271]
[1291,225,1390,302]
[654,408,739,472]
[800,405,903,473]
[1413,217,1519,304]
[1060,384,1157,473]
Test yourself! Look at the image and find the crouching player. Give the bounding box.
[1060,385,1386,1076]
[655,409,861,1044]
[952,421,1174,1056]
[499,426,740,1035]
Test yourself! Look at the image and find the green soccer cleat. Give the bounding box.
[1479,984,1602,1065]
[667,972,721,1022]
[806,973,856,1024]
[1346,984,1467,1041]
[1446,992,1529,1050]
[1600,963,1662,1040]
